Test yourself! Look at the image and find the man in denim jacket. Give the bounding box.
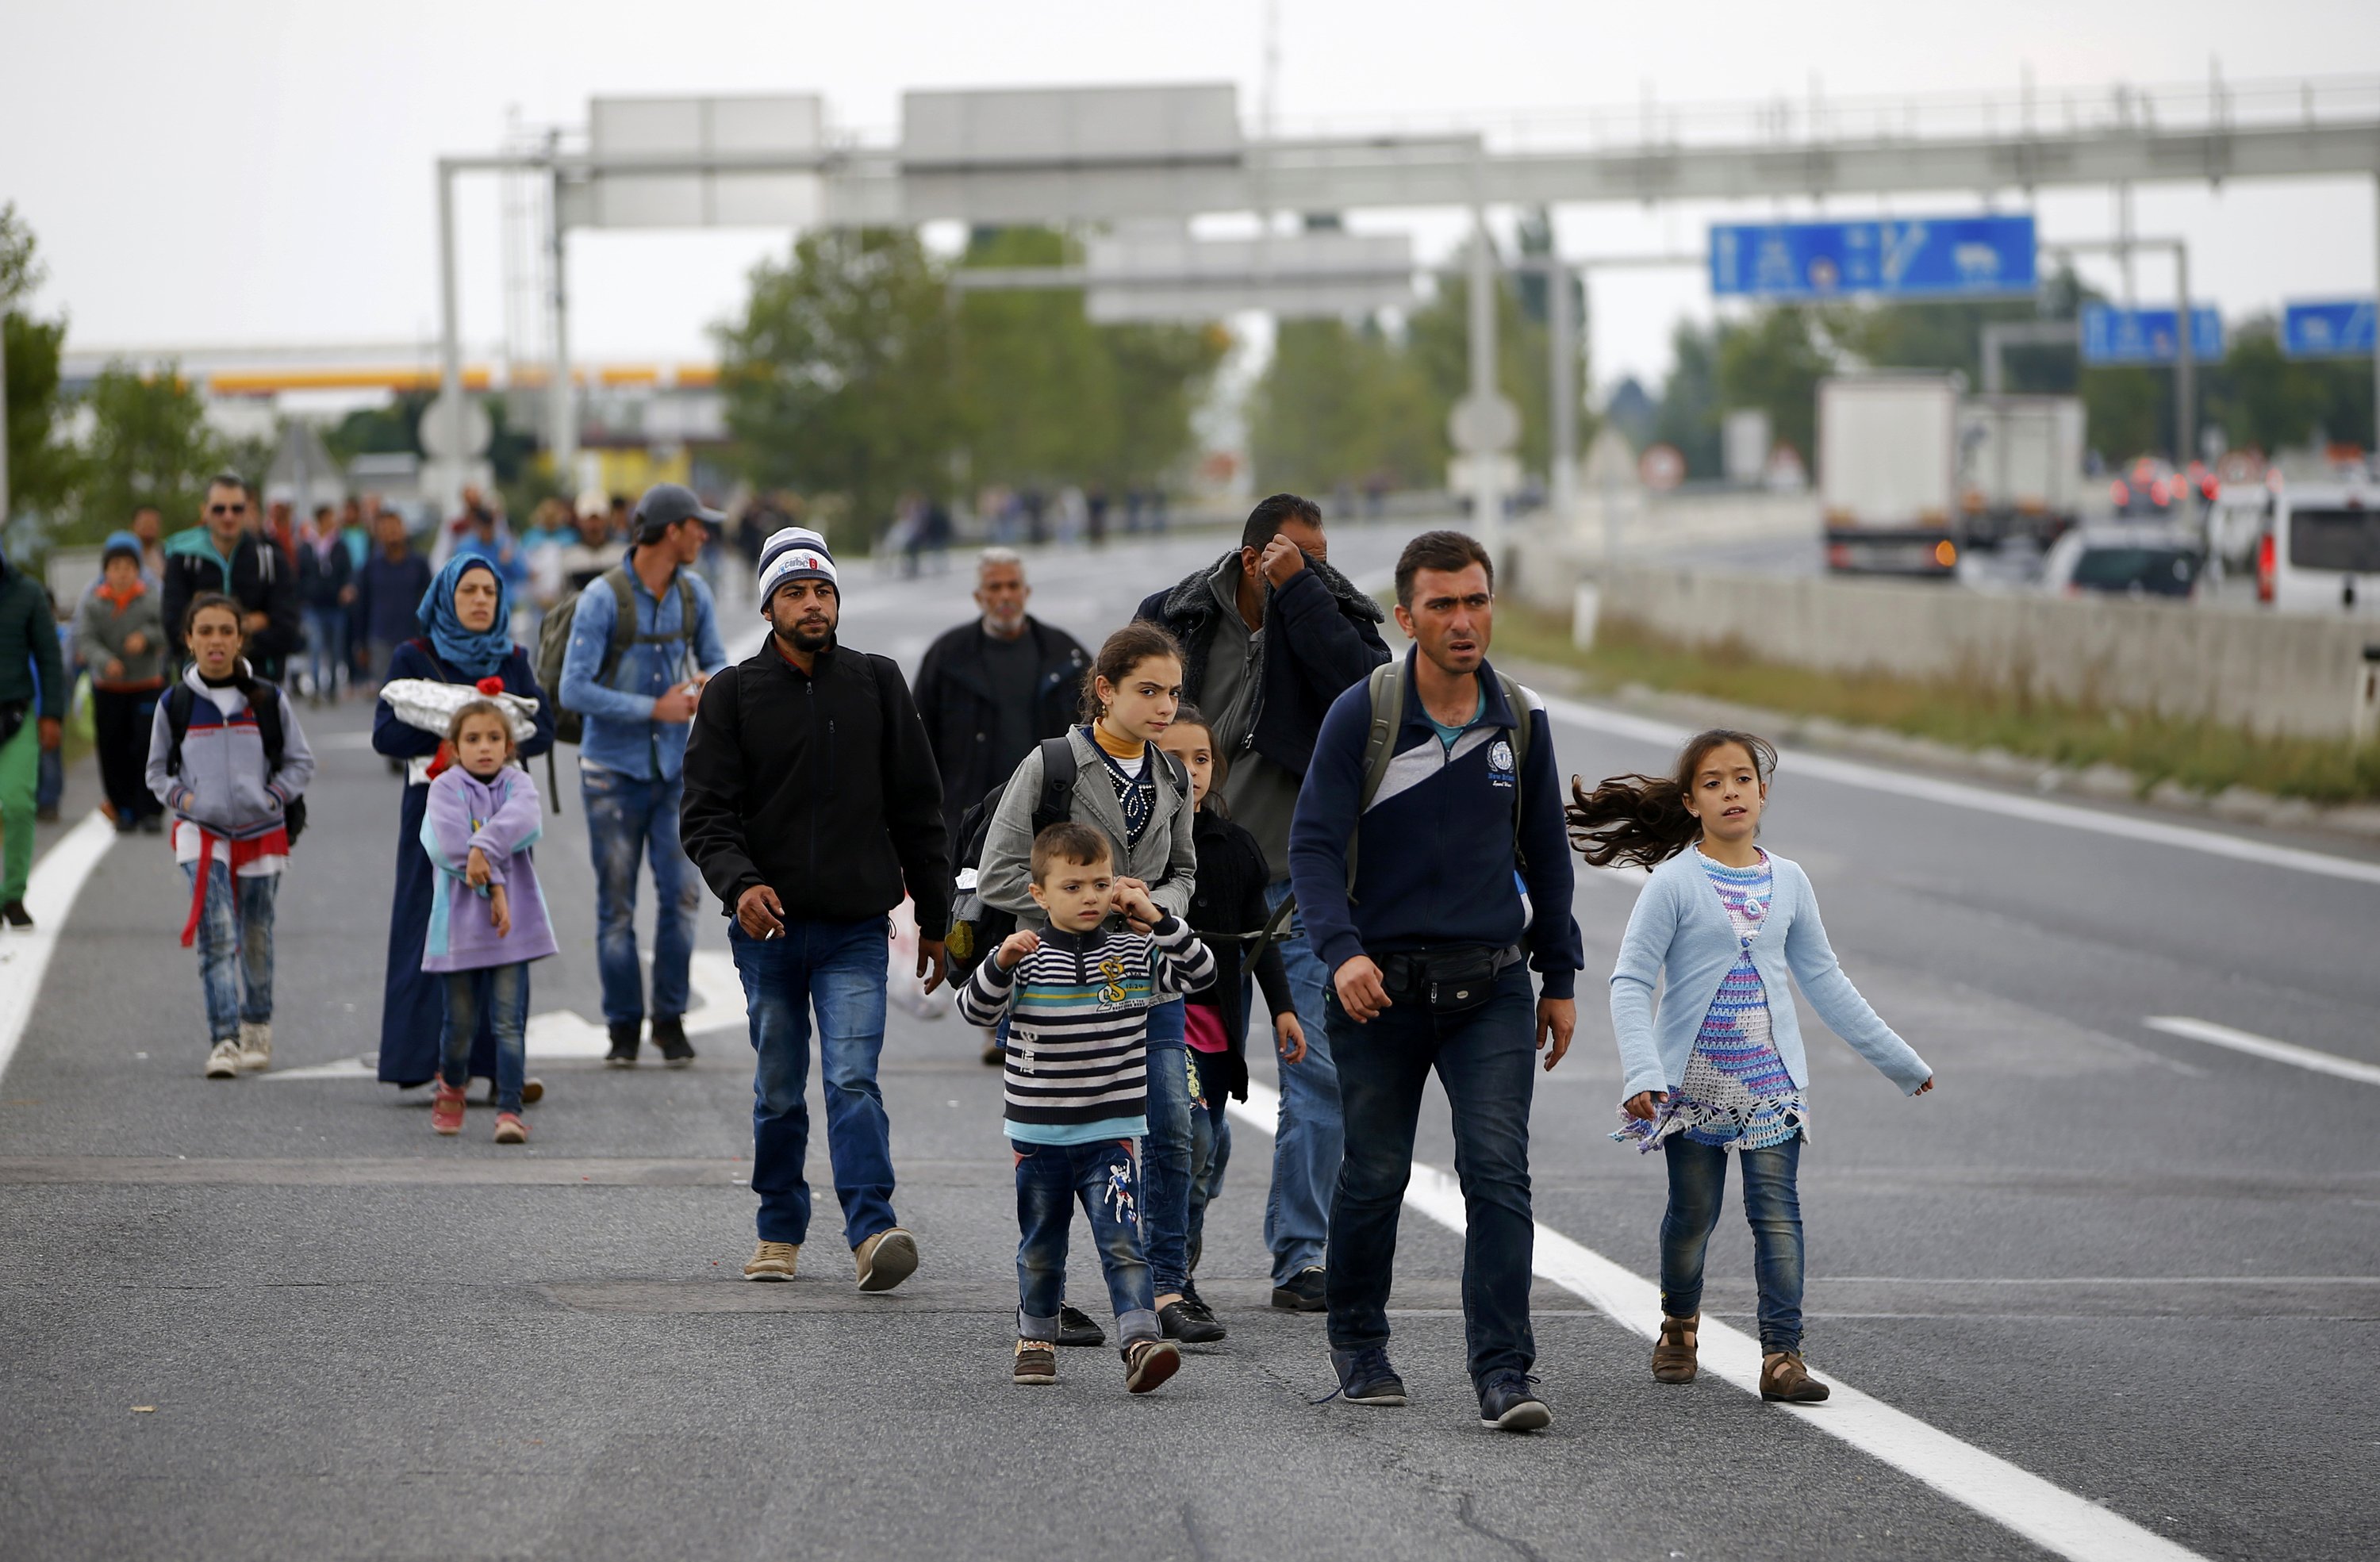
[557,483,730,1067]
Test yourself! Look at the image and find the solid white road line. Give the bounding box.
[0,810,119,1084]
[1537,693,2380,888]
[1225,1079,2203,1562]
[2140,1015,2380,1088]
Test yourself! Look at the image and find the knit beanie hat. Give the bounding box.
[758,527,839,607]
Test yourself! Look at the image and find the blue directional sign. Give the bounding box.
[2080,305,2225,366]
[1708,215,2036,301]
[2282,299,2376,359]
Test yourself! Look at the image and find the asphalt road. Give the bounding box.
[3,521,2375,1561]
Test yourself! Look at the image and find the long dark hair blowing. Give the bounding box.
[1566,728,1779,869]
[1079,621,1185,723]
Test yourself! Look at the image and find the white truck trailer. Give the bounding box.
[1819,374,1962,576]
[1957,394,2087,547]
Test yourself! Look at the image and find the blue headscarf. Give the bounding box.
[416,554,516,679]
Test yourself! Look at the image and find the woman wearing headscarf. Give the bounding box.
[372,555,555,1090]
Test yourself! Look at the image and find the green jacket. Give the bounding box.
[0,549,68,720]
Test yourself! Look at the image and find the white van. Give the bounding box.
[2262,480,2380,617]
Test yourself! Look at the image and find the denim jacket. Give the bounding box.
[556,566,728,781]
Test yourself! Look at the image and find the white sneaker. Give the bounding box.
[236,1021,272,1073]
[205,1041,241,1079]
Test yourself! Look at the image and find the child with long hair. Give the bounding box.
[977,622,1210,1341]
[1156,705,1305,1326]
[420,699,558,1142]
[1570,728,1934,1403]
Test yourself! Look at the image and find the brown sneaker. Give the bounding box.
[1652,1312,1699,1383]
[743,1241,800,1281]
[1761,1350,1831,1403]
[1012,1340,1057,1385]
[492,1112,528,1145]
[854,1227,919,1292]
[1123,1337,1180,1394]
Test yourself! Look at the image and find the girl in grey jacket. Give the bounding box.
[977,623,1211,1338]
[1572,727,1933,1405]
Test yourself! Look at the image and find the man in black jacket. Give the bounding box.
[1134,492,1392,1313]
[912,547,1090,847]
[681,526,950,1295]
[160,473,301,679]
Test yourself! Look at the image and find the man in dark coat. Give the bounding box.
[160,472,301,679]
[1134,491,1391,1314]
[912,547,1090,847]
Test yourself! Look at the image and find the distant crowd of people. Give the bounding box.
[2,479,1937,1426]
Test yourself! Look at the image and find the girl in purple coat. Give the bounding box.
[421,699,558,1142]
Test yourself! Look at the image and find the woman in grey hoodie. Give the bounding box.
[146,593,314,1079]
[77,532,167,832]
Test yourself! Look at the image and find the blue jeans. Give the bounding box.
[731,918,896,1249]
[182,861,276,1044]
[1326,963,1537,1389]
[1138,1000,1192,1296]
[440,965,528,1112]
[580,766,699,1027]
[1263,879,1342,1284]
[1660,1134,1807,1355]
[304,606,347,697]
[1014,1137,1158,1345]
[1185,1052,1231,1275]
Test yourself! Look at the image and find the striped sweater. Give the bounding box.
[956,917,1217,1145]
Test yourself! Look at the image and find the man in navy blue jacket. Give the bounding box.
[1287,528,1583,1433]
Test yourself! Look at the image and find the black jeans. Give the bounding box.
[1325,962,1537,1389]
[92,687,162,822]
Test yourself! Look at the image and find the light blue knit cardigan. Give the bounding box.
[1608,848,1932,1106]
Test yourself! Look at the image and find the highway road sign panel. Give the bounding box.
[2282,298,2376,359]
[1709,214,2036,301]
[2080,305,2224,366]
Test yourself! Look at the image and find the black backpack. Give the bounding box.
[164,678,308,844]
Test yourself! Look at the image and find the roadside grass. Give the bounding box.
[1495,604,2380,806]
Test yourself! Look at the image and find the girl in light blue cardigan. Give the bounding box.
[1572,728,1933,1404]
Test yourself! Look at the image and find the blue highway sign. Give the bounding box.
[2281,299,2376,359]
[2079,305,2224,366]
[1708,214,2036,301]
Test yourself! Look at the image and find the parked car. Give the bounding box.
[2260,478,2380,617]
[2040,523,2204,601]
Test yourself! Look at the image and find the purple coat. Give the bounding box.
[420,763,559,973]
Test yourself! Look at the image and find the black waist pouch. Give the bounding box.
[0,700,26,747]
[1380,945,1520,1016]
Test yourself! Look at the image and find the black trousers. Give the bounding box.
[93,686,163,821]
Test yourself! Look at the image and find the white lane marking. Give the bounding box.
[0,811,119,1084]
[266,950,754,1078]
[1226,1079,2202,1562]
[2141,1015,2380,1087]
[1538,693,2380,888]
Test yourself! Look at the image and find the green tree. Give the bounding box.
[324,390,428,465]
[75,364,231,544]
[1651,320,1724,478]
[2206,318,2375,455]
[718,228,959,556]
[1098,319,1230,490]
[1247,317,1438,493]
[2,204,75,527]
[1406,256,1555,477]
[1715,307,1833,473]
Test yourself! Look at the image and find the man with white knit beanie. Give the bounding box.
[681,522,951,1292]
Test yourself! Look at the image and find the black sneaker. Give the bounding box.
[1272,1266,1326,1312]
[138,813,163,835]
[605,1020,640,1067]
[0,900,31,931]
[652,1015,696,1069]
[1159,1299,1226,1344]
[1478,1371,1552,1433]
[1055,1304,1105,1348]
[1329,1345,1407,1407]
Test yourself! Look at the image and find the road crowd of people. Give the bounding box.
[4,478,1941,1429]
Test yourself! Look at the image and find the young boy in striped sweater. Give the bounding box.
[957,821,1217,1392]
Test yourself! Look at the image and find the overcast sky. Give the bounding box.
[5,0,2378,397]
